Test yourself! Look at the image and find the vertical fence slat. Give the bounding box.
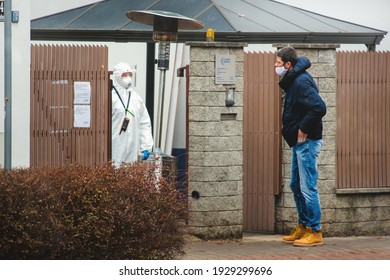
[54,44,60,166]
[373,52,379,187]
[366,52,373,187]
[344,52,350,188]
[379,52,386,186]
[351,52,357,188]
[257,53,264,230]
[251,52,258,230]
[360,52,367,187]
[336,52,342,187]
[45,45,51,166]
[243,52,249,229]
[91,46,97,166]
[30,45,37,166]
[263,53,271,230]
[386,52,390,186]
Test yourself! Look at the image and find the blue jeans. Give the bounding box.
[290,139,322,232]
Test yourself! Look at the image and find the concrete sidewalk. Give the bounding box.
[181,234,390,260]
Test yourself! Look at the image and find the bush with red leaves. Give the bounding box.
[0,163,188,260]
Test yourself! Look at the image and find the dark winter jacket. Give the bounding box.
[279,56,326,148]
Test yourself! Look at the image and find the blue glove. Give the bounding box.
[142,150,150,160]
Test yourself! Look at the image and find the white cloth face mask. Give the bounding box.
[275,66,288,77]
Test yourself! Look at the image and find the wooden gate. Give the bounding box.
[243,52,282,232]
[30,44,110,167]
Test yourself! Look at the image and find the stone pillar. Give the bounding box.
[274,44,339,234]
[185,42,247,239]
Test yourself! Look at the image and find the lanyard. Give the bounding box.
[113,86,134,116]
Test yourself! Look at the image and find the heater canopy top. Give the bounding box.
[126,10,205,30]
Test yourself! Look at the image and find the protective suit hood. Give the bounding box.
[113,62,136,89]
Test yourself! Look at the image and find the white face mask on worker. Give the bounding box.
[122,77,132,88]
[275,66,288,77]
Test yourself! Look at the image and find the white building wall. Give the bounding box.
[0,0,31,167]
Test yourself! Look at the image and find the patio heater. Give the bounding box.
[126,10,204,153]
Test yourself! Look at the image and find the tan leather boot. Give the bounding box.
[282,223,308,243]
[293,229,324,247]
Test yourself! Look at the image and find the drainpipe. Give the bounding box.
[4,0,12,169]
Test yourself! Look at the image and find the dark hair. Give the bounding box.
[277,47,298,66]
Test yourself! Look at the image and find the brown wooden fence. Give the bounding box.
[243,51,282,232]
[336,51,390,189]
[30,44,110,167]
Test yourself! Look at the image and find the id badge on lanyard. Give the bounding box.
[113,86,132,135]
[120,116,130,134]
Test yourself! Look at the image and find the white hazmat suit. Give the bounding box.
[111,62,154,167]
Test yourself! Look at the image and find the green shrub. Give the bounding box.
[0,163,188,260]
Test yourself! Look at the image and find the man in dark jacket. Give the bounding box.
[275,47,326,246]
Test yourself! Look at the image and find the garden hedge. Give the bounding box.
[0,163,187,260]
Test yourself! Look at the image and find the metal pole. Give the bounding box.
[4,0,12,169]
[155,69,165,151]
[155,41,170,152]
[146,43,155,132]
[158,69,167,150]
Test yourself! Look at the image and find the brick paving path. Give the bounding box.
[181,235,390,260]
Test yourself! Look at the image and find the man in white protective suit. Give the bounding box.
[111,62,154,167]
